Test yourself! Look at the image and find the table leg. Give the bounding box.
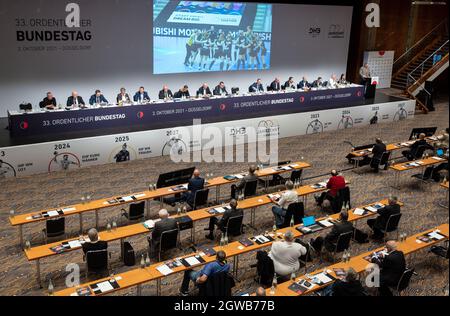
[36,259,42,288]
[19,225,23,248]
[157,279,161,296]
[79,213,84,234]
[137,284,142,296]
[146,199,150,219]
[95,210,99,229]
[159,197,163,209]
[191,222,196,245]
[120,238,124,260]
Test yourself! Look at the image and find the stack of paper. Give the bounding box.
[312,273,333,284]
[318,220,334,227]
[122,196,134,202]
[96,281,114,293]
[47,210,60,217]
[255,235,270,243]
[157,264,173,276]
[185,256,201,266]
[365,206,378,213]
[353,208,365,216]
[68,240,82,249]
[428,231,445,240]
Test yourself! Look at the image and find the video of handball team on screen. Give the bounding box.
[153,1,272,74]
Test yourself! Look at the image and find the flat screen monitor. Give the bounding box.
[156,166,196,188]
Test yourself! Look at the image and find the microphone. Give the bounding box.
[343,141,355,149]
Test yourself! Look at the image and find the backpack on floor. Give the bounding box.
[123,242,135,266]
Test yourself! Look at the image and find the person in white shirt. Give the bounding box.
[271,181,298,226]
[328,74,338,88]
[359,63,371,85]
[269,230,306,277]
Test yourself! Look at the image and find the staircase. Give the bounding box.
[391,19,449,113]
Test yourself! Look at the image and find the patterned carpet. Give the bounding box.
[0,96,448,296]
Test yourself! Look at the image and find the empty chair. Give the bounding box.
[85,249,110,278]
[393,267,416,296]
[429,241,449,260]
[381,213,402,242]
[149,228,179,262]
[42,217,66,243]
[290,169,303,184]
[121,201,145,222]
[190,188,209,210]
[223,215,244,238]
[243,179,258,198]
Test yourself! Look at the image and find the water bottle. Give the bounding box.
[290,216,295,227]
[224,232,229,245]
[342,252,347,263]
[177,207,181,216]
[48,279,54,296]
[9,209,15,218]
[182,206,187,214]
[291,272,296,282]
[107,223,112,232]
[219,235,225,247]
[272,221,277,233]
[271,274,278,293]
[112,221,117,231]
[145,254,151,267]
[25,240,31,250]
[140,254,145,268]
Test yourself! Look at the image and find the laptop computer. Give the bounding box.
[300,216,323,233]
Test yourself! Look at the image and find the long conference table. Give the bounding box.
[8,85,364,137]
[25,180,336,287]
[9,161,311,246]
[267,223,449,296]
[54,198,398,296]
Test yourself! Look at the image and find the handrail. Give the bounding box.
[394,18,448,67]
[408,40,449,80]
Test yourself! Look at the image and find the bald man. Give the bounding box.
[67,91,85,107]
[150,209,178,255]
[81,228,107,255]
[255,287,266,296]
[402,133,433,161]
[371,240,406,296]
[184,169,205,208]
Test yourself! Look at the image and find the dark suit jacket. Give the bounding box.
[312,80,323,88]
[270,81,281,91]
[325,220,354,246]
[250,83,264,92]
[218,207,244,231]
[374,250,406,287]
[197,87,212,97]
[186,176,205,204]
[82,240,108,255]
[152,217,178,243]
[332,280,366,296]
[374,204,401,231]
[133,92,150,102]
[297,80,310,89]
[410,139,433,157]
[89,94,108,105]
[116,93,131,103]
[372,142,387,160]
[235,173,258,191]
[284,81,295,90]
[40,97,57,108]
[174,90,190,99]
[158,89,173,99]
[66,96,85,107]
[213,85,228,96]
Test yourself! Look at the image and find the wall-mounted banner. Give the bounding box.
[0,99,416,179]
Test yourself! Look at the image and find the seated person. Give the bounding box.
[205,199,243,240]
[271,181,298,227]
[66,91,85,107]
[268,231,307,280]
[370,240,406,296]
[133,86,150,103]
[312,77,324,88]
[116,87,131,104]
[423,158,448,182]
[255,287,266,296]
[297,77,311,90]
[180,250,230,295]
[158,85,173,100]
[174,85,190,99]
[269,78,281,92]
[321,267,366,296]
[338,74,348,85]
[197,83,212,97]
[357,138,387,172]
[284,77,296,90]
[436,128,449,149]
[306,210,354,253]
[328,74,338,88]
[183,169,205,208]
[315,170,346,206]
[82,228,108,255]
[149,209,178,256]
[401,133,433,160]
[39,92,57,110]
[231,165,258,199]
[89,90,108,105]
[213,81,228,96]
[367,196,401,240]
[249,79,264,93]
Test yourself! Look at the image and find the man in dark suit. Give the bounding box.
[66,91,85,107]
[174,85,190,99]
[213,82,228,96]
[269,78,281,92]
[402,133,433,160]
[158,85,174,100]
[312,77,324,88]
[133,86,150,103]
[331,268,366,296]
[284,77,296,90]
[82,228,108,255]
[150,209,178,255]
[249,79,264,93]
[371,240,406,296]
[39,92,57,110]
[89,90,108,105]
[197,83,212,97]
[116,87,131,104]
[297,77,311,90]
[367,196,401,240]
[231,165,258,199]
[183,169,205,207]
[322,210,354,252]
[358,138,387,172]
[205,199,243,240]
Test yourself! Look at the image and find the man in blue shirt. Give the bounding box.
[180,250,230,295]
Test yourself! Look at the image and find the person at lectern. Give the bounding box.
[269,78,281,92]
[213,81,229,96]
[249,79,264,93]
[66,91,85,107]
[39,92,57,110]
[174,85,190,99]
[359,63,371,85]
[89,90,108,105]
[297,77,311,90]
[158,85,174,100]
[284,77,296,90]
[197,83,212,98]
[133,86,150,103]
[116,87,131,104]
